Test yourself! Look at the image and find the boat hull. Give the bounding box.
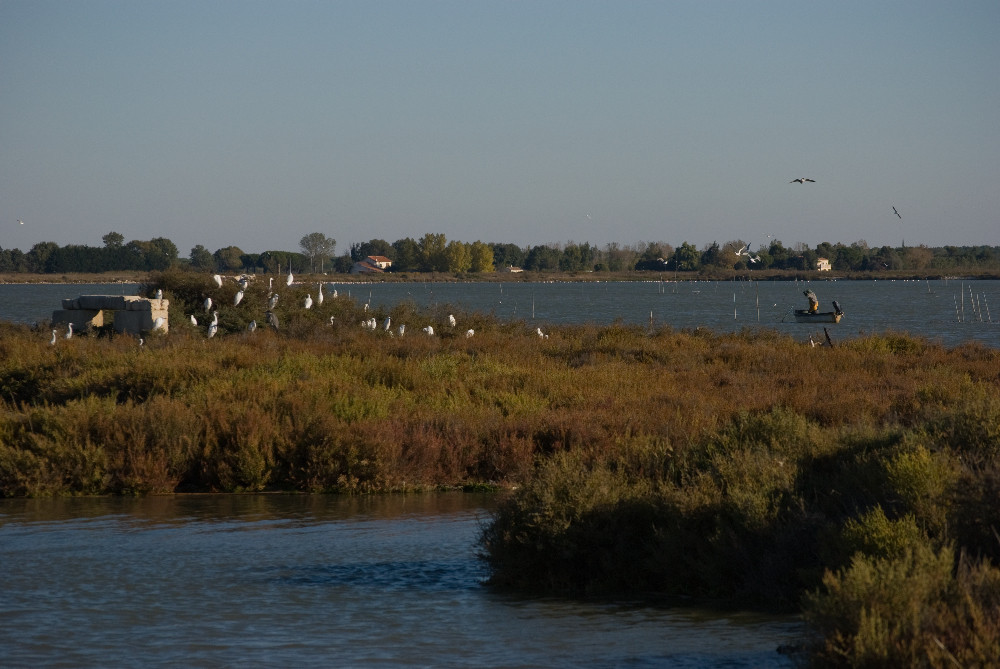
[793,310,843,324]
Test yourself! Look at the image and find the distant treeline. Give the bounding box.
[3,230,999,275]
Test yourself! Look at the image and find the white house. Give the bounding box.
[816,257,832,271]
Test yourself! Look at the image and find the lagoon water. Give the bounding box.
[2,278,998,349]
[0,494,803,668]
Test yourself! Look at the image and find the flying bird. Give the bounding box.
[893,206,902,219]
[789,178,816,184]
[18,219,24,225]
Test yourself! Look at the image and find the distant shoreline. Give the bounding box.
[2,268,999,285]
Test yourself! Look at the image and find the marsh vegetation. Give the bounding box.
[2,269,998,665]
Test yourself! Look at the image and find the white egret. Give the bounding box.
[383,316,391,331]
[304,294,313,309]
[329,316,336,325]
[65,323,74,339]
[537,327,544,338]
[317,283,324,306]
[268,277,274,292]
[397,324,406,337]
[268,293,279,310]
[50,329,57,345]
[332,288,338,299]
[247,320,257,333]
[139,338,145,347]
[448,314,456,327]
[155,288,163,299]
[423,325,434,336]
[210,310,219,326]
[234,290,244,306]
[465,329,475,338]
[213,274,223,288]
[238,276,249,291]
[153,316,166,331]
[189,314,198,326]
[286,262,294,286]
[204,297,212,313]
[207,321,218,338]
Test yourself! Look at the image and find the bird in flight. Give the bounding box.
[789,178,815,184]
[18,219,24,225]
[893,206,902,219]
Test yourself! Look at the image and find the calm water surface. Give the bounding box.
[0,494,803,668]
[2,279,996,349]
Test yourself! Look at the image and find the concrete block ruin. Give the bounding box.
[52,295,169,335]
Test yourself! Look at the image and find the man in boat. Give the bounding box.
[803,290,819,313]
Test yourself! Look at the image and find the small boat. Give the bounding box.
[794,309,843,324]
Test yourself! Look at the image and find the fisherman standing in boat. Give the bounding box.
[804,290,819,314]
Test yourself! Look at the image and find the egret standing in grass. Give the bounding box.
[65,323,74,339]
[50,329,57,345]
[448,314,456,328]
[286,262,294,286]
[267,310,279,331]
[304,294,313,309]
[268,293,279,310]
[234,290,244,306]
[317,283,324,306]
[213,274,223,288]
[189,314,198,326]
[153,316,166,331]
[247,320,257,333]
[204,297,212,313]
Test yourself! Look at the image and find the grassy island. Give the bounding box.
[2,271,999,665]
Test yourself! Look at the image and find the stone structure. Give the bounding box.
[52,295,169,335]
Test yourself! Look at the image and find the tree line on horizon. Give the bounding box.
[2,230,998,275]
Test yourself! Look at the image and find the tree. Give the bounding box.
[214,246,244,271]
[419,233,448,272]
[352,239,394,262]
[391,237,421,272]
[469,241,494,273]
[670,242,700,271]
[524,244,560,271]
[26,241,59,273]
[491,243,525,269]
[446,240,472,273]
[299,233,336,272]
[102,231,124,248]
[190,245,215,271]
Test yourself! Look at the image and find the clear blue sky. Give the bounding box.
[2,1,998,257]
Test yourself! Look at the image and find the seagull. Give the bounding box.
[893,206,902,219]
[18,219,24,225]
[790,178,815,184]
[234,290,244,306]
[213,274,223,288]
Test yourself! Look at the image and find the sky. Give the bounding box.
[2,1,998,258]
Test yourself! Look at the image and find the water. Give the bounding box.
[0,494,803,668]
[3,278,996,349]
